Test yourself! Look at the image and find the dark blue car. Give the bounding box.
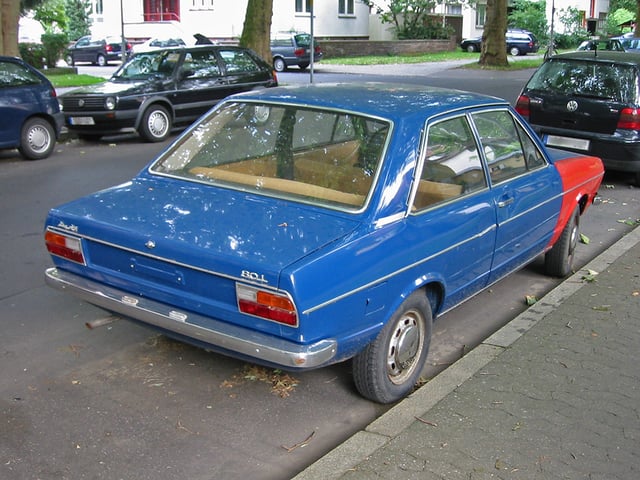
[0,56,64,159]
[44,84,603,403]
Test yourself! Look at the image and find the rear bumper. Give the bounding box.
[45,267,337,369]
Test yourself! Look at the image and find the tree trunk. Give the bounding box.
[239,0,273,64]
[1,0,21,56]
[636,0,640,37]
[478,0,508,67]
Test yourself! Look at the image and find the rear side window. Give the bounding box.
[527,59,638,103]
[219,49,260,73]
[0,61,42,88]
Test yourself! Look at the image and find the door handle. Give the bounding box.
[497,197,514,208]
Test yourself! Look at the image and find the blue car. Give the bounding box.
[0,56,64,159]
[44,84,603,403]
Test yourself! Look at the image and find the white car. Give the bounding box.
[132,37,190,53]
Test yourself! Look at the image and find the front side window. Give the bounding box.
[152,101,390,210]
[471,110,545,184]
[413,115,487,211]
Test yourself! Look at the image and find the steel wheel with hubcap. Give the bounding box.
[19,117,55,160]
[545,206,580,277]
[353,290,432,403]
[139,105,172,142]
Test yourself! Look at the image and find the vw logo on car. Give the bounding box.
[566,100,578,112]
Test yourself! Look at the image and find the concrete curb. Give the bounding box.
[293,225,640,480]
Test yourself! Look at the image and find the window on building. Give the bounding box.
[144,0,181,22]
[296,0,312,13]
[446,4,462,15]
[475,4,486,27]
[94,0,103,15]
[339,0,354,15]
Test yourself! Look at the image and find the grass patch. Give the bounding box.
[323,50,473,65]
[46,73,106,88]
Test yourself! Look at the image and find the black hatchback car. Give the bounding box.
[66,36,132,66]
[516,51,640,186]
[460,29,539,56]
[60,45,277,142]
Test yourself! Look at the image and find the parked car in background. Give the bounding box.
[66,35,132,66]
[616,36,640,52]
[59,45,277,142]
[132,37,188,53]
[45,83,603,404]
[576,38,625,51]
[270,32,322,72]
[460,29,539,56]
[516,51,640,186]
[0,56,63,159]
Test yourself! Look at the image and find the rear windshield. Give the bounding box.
[151,101,390,211]
[526,59,638,103]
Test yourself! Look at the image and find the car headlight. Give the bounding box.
[105,97,116,110]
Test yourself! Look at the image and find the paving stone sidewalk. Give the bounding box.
[295,226,640,480]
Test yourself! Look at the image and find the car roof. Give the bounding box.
[553,50,640,66]
[228,83,507,122]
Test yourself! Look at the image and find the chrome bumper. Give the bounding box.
[45,268,337,369]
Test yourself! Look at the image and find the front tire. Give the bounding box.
[509,46,521,56]
[139,105,172,142]
[545,207,580,277]
[466,44,478,53]
[19,118,56,160]
[353,291,432,403]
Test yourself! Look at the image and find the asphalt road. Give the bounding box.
[1,62,639,480]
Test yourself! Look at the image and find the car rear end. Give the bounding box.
[516,52,640,185]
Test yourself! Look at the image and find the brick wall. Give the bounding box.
[319,37,457,59]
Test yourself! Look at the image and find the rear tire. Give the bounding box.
[545,207,579,277]
[19,117,56,160]
[139,105,172,142]
[353,291,432,403]
[273,57,287,72]
[466,44,477,53]
[509,46,521,56]
[97,54,107,66]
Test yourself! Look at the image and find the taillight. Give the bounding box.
[236,284,298,326]
[617,107,640,130]
[45,230,85,264]
[106,45,113,52]
[294,48,305,57]
[515,95,530,118]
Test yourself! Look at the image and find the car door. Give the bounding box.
[174,48,228,123]
[408,113,496,311]
[0,60,38,147]
[470,108,562,283]
[72,36,92,63]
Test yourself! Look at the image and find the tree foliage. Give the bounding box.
[64,0,91,41]
[34,0,67,33]
[507,0,547,42]
[363,0,453,39]
[239,0,273,63]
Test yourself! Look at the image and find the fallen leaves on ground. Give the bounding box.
[220,364,299,398]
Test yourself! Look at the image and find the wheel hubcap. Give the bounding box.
[387,310,423,384]
[148,111,168,138]
[28,126,50,153]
